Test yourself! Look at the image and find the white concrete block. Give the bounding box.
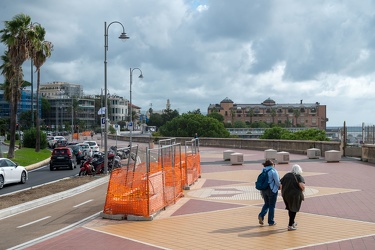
[264,149,277,160]
[307,148,321,159]
[276,151,289,164]
[223,150,235,161]
[230,153,244,165]
[325,150,341,162]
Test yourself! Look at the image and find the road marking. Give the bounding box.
[74,199,93,208]
[17,216,51,228]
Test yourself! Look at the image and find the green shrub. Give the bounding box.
[23,128,48,149]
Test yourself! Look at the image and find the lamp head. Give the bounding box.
[119,32,130,40]
[138,73,144,79]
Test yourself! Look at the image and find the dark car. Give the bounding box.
[49,147,77,171]
[67,144,85,164]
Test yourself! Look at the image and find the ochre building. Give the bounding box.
[208,97,327,130]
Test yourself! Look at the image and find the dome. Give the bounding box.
[262,97,275,106]
[220,97,234,103]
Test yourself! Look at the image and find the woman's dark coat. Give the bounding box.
[280,172,305,212]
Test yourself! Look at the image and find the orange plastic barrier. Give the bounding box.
[73,133,79,140]
[81,131,92,136]
[102,147,200,219]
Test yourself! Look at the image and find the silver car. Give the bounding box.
[77,142,93,157]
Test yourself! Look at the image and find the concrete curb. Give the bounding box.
[0,175,109,220]
[26,158,50,171]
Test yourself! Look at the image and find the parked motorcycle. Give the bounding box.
[110,145,130,159]
[79,151,115,176]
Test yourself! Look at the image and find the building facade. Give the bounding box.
[40,82,130,130]
[40,81,83,98]
[208,97,328,130]
[0,89,41,122]
[109,95,128,123]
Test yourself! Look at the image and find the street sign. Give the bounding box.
[101,117,106,129]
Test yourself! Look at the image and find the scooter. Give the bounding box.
[110,145,131,160]
[79,152,114,176]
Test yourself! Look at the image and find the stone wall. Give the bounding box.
[109,135,341,157]
[361,144,375,163]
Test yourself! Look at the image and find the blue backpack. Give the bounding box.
[255,168,272,190]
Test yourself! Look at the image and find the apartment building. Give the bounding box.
[39,82,131,130]
[208,97,327,130]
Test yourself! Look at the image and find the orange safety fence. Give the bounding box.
[81,130,92,136]
[185,152,201,187]
[102,144,199,218]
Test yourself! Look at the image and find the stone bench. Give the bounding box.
[325,150,341,162]
[276,151,289,164]
[230,153,244,165]
[264,149,277,160]
[223,150,235,161]
[307,148,321,159]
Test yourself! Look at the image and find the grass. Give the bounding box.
[3,147,51,166]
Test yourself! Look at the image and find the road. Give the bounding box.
[0,162,81,196]
[0,179,108,249]
[0,138,149,249]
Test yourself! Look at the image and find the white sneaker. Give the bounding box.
[288,225,297,231]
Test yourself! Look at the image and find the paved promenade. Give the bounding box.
[20,146,375,249]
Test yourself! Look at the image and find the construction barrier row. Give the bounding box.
[102,139,200,219]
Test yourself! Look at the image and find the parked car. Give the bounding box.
[67,142,79,146]
[77,142,93,157]
[48,136,67,148]
[83,141,100,152]
[49,147,77,170]
[67,144,85,164]
[0,158,28,189]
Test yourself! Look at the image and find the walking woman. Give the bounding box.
[280,164,305,231]
[258,159,280,226]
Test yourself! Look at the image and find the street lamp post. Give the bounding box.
[104,21,129,174]
[129,68,143,148]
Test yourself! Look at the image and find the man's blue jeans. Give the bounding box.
[259,188,278,225]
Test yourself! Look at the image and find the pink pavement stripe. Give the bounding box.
[171,199,246,217]
[25,227,162,250]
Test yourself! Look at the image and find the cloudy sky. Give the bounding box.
[1,0,374,126]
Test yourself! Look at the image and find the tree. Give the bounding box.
[158,113,230,138]
[260,127,330,141]
[187,109,201,115]
[161,108,179,124]
[207,112,224,123]
[0,14,35,158]
[18,110,34,130]
[233,120,247,128]
[148,113,164,128]
[261,127,289,139]
[31,23,53,152]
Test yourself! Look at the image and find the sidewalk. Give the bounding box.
[22,146,375,249]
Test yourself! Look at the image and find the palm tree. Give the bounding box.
[0,14,35,158]
[271,108,276,124]
[293,108,301,127]
[249,108,254,124]
[31,24,53,152]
